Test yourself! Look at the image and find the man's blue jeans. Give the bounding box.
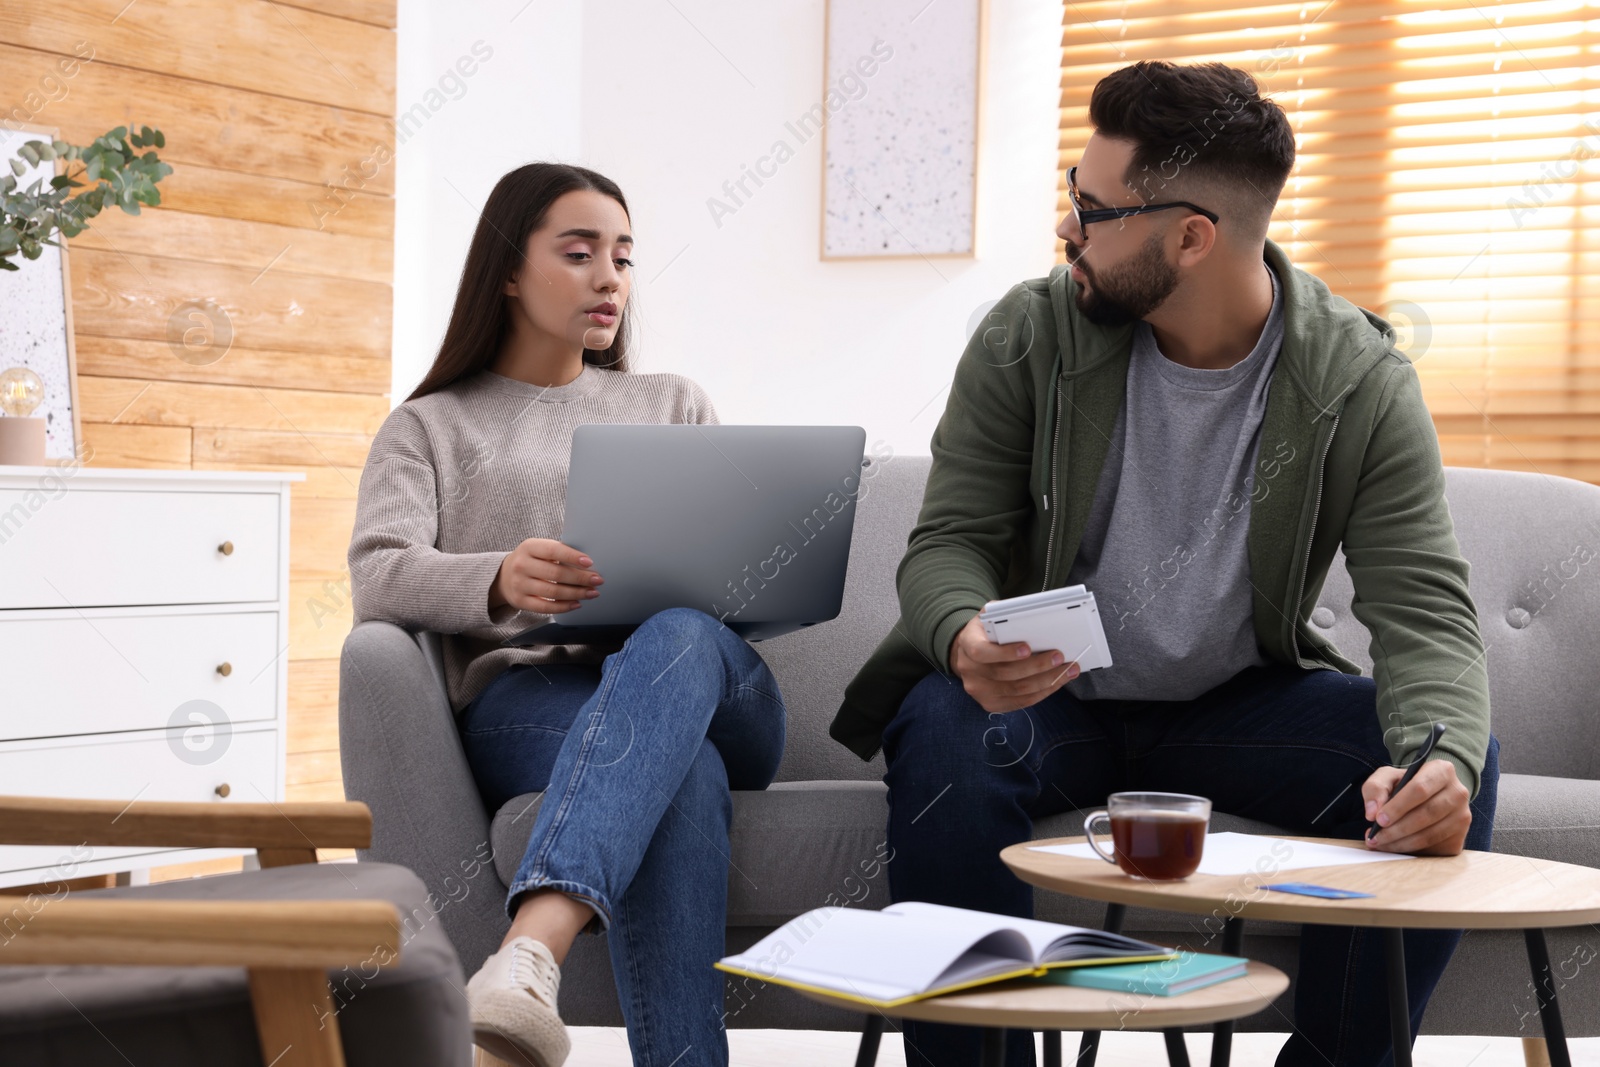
[458,607,787,1067]
[882,661,1500,1067]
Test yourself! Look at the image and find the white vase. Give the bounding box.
[0,416,47,465]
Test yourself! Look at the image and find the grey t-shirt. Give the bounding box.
[1064,262,1283,701]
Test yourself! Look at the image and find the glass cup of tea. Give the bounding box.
[1083,792,1212,881]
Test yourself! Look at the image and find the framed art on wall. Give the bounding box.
[820,0,987,260]
[0,121,83,465]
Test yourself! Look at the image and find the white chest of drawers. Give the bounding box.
[0,464,302,886]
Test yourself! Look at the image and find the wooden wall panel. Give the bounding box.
[291,498,359,581]
[287,659,340,753]
[276,0,396,30]
[74,208,394,286]
[3,0,397,857]
[75,338,389,396]
[0,0,395,115]
[77,377,389,436]
[0,40,396,194]
[79,422,192,468]
[155,163,394,241]
[195,427,375,469]
[69,249,391,358]
[289,579,356,661]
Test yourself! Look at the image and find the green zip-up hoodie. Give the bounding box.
[829,238,1490,799]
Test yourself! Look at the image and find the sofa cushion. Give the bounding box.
[0,861,469,1067]
[1492,773,1600,868]
[492,782,1300,934]
[491,781,898,927]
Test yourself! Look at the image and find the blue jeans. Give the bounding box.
[882,661,1500,1067]
[458,607,787,1067]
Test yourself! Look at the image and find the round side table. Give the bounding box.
[1003,835,1600,1067]
[794,961,1289,1067]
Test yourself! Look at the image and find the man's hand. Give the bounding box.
[1361,758,1472,855]
[948,614,1079,714]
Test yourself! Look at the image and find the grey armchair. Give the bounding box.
[339,457,1600,1059]
[0,796,470,1067]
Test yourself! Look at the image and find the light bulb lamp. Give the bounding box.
[0,366,47,466]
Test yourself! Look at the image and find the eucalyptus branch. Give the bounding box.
[0,124,172,272]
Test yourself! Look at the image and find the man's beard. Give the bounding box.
[1065,231,1180,327]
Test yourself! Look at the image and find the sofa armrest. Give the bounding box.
[339,621,510,971]
[0,795,370,866]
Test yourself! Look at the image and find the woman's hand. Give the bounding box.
[489,538,603,615]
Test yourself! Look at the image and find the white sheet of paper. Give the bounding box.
[1030,831,1416,877]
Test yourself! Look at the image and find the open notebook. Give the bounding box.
[714,901,1177,1008]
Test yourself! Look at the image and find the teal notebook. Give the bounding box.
[1042,951,1248,997]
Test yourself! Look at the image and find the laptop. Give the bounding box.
[504,424,867,646]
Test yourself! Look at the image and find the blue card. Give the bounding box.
[1263,882,1374,899]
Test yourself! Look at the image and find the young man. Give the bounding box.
[830,60,1498,1067]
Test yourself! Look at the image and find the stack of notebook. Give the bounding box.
[1043,950,1248,996]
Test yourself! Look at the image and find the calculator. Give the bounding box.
[977,584,1114,671]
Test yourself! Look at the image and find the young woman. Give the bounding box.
[347,163,787,1067]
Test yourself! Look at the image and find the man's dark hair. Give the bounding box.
[1088,60,1295,242]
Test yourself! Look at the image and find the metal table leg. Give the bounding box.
[1384,928,1413,1067]
[1163,1028,1191,1066]
[1525,928,1573,1067]
[1043,1029,1062,1067]
[1209,916,1244,1067]
[981,1027,1007,1067]
[854,1014,884,1067]
[1075,903,1127,1067]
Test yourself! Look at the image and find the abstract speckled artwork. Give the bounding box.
[822,0,982,258]
[0,127,79,461]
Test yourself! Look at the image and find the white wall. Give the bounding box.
[393,0,1062,456]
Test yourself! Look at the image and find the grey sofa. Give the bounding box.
[340,456,1600,1045]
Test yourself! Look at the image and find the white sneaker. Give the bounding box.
[465,936,570,1067]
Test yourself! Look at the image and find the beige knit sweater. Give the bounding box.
[347,364,719,713]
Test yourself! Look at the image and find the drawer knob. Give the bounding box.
[216,661,233,677]
[214,783,231,798]
[218,540,235,556]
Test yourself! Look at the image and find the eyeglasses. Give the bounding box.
[1066,166,1220,238]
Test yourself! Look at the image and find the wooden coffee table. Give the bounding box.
[1003,835,1600,1067]
[794,960,1289,1067]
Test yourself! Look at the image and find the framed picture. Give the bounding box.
[820,0,987,259]
[0,121,83,464]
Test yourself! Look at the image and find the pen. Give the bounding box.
[1366,721,1447,842]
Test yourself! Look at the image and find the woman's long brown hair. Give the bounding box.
[406,163,633,402]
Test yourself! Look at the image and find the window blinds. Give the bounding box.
[1059,0,1600,481]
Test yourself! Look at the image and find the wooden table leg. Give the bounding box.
[854,1014,885,1067]
[1209,916,1244,1067]
[1163,1028,1191,1067]
[980,1027,1006,1067]
[1043,1029,1062,1067]
[1075,903,1127,1067]
[1384,928,1413,1067]
[1524,929,1573,1067]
